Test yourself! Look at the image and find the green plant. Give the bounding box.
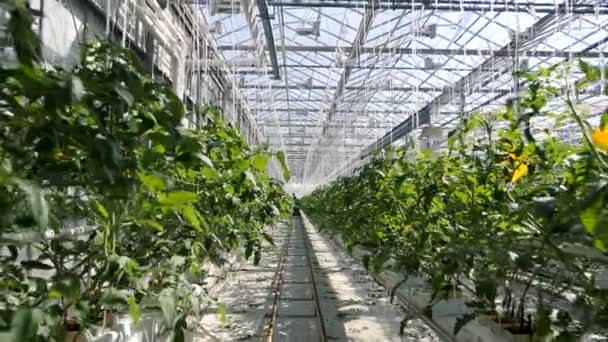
[302,60,608,339]
[0,1,292,341]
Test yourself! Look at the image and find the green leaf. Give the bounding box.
[198,154,214,168]
[189,260,201,277]
[8,0,41,66]
[142,111,159,127]
[251,154,269,171]
[100,288,130,307]
[594,222,608,252]
[10,308,42,342]
[168,255,186,270]
[139,219,164,232]
[600,111,608,130]
[519,71,538,81]
[454,312,476,335]
[217,303,227,328]
[140,172,167,192]
[158,191,197,208]
[577,59,600,90]
[581,192,603,233]
[13,179,48,229]
[158,288,177,326]
[595,238,607,252]
[172,316,187,342]
[95,201,109,219]
[276,150,291,181]
[152,144,166,154]
[201,167,217,180]
[94,134,121,170]
[216,129,229,140]
[181,206,201,231]
[49,278,80,301]
[115,84,134,106]
[244,170,257,187]
[128,296,140,325]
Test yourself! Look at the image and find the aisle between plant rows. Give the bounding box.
[195,212,439,342]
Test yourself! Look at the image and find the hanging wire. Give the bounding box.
[106,0,111,36]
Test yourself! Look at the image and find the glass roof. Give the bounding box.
[194,0,608,184]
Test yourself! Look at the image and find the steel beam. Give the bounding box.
[234,64,496,73]
[301,4,376,181]
[326,6,376,123]
[249,98,424,103]
[261,122,395,128]
[287,154,358,159]
[283,142,366,147]
[265,0,608,14]
[241,0,266,66]
[278,133,375,139]
[360,1,584,157]
[240,84,509,93]
[280,139,371,146]
[255,107,407,112]
[286,151,358,154]
[218,44,603,58]
[256,0,281,79]
[253,108,458,115]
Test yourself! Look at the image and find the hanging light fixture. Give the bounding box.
[424,57,441,69]
[415,24,437,38]
[296,77,313,88]
[296,20,320,37]
[209,21,223,34]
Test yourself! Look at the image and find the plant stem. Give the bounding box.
[564,91,608,170]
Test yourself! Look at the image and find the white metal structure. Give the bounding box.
[24,0,608,185]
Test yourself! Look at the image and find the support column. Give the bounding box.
[171,41,186,101]
[144,31,155,77]
[459,92,466,124]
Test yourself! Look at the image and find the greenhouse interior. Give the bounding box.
[2,0,608,341]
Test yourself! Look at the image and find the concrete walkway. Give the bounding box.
[194,214,438,342]
[271,214,322,341]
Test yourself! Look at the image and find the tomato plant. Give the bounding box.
[302,60,608,339]
[0,1,292,341]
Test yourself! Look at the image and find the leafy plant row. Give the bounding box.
[0,1,292,341]
[301,61,608,340]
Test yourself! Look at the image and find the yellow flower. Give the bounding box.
[121,169,132,178]
[500,151,528,183]
[53,150,65,160]
[592,127,608,151]
[511,163,528,183]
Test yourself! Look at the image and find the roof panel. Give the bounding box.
[195,0,608,182]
